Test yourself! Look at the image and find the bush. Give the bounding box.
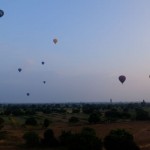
[72,108,80,113]
[135,108,149,120]
[69,116,79,123]
[68,127,102,150]
[25,117,38,126]
[43,119,50,128]
[41,129,58,147]
[59,130,73,146]
[0,131,7,140]
[0,117,4,129]
[105,109,120,121]
[23,131,40,147]
[88,113,101,124]
[104,129,140,150]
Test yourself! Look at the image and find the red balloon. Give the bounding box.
[118,75,126,84]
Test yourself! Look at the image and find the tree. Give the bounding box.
[72,108,80,113]
[69,116,79,123]
[12,108,24,116]
[23,131,40,147]
[88,113,101,124]
[41,129,58,147]
[82,104,99,114]
[135,108,149,120]
[0,117,4,130]
[0,118,6,140]
[105,108,120,121]
[43,119,50,128]
[104,129,140,150]
[68,127,102,150]
[59,130,73,146]
[25,117,38,126]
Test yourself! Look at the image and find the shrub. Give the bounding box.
[135,108,149,120]
[69,116,79,123]
[88,113,101,124]
[72,108,80,113]
[0,131,7,140]
[25,117,37,126]
[0,117,4,129]
[68,127,102,150]
[41,129,58,147]
[105,109,120,121]
[59,130,73,146]
[104,129,140,150]
[23,131,39,147]
[43,119,50,128]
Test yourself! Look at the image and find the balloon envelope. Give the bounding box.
[41,61,45,65]
[0,10,4,17]
[53,38,58,44]
[43,81,46,84]
[18,68,22,72]
[118,75,126,84]
[26,93,30,96]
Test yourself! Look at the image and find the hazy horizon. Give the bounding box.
[1,0,150,103]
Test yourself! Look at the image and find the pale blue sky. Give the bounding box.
[1,0,150,103]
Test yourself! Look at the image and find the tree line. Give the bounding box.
[23,127,140,150]
[0,102,150,123]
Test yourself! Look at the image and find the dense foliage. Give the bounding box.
[23,131,40,147]
[104,129,140,150]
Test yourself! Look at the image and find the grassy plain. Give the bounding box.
[0,111,149,150]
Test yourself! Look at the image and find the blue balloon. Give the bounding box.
[0,10,4,17]
[18,68,22,72]
[26,93,30,96]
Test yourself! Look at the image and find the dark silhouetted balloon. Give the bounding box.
[0,10,4,17]
[26,93,30,96]
[118,75,126,84]
[43,81,46,84]
[53,38,58,44]
[41,61,45,65]
[18,68,22,72]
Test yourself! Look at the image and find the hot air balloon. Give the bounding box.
[18,68,22,72]
[26,93,30,96]
[0,10,4,17]
[118,75,126,84]
[41,61,45,65]
[43,81,46,84]
[53,38,58,44]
